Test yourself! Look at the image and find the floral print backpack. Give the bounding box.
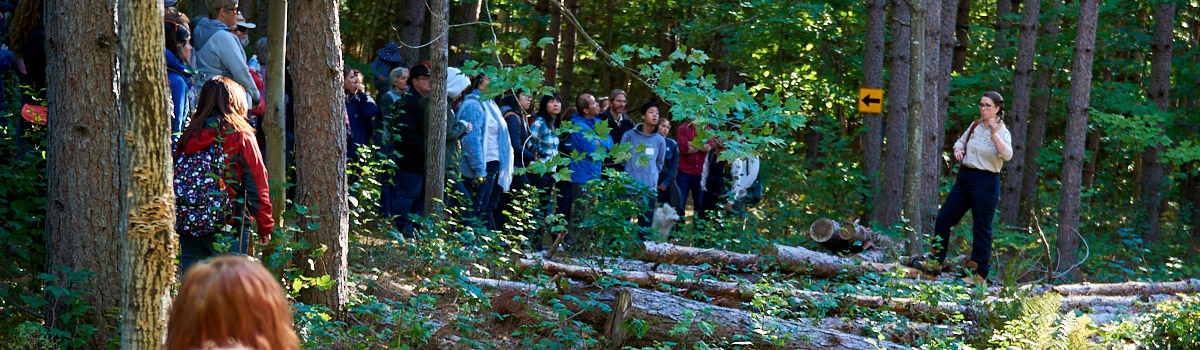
[174,142,233,236]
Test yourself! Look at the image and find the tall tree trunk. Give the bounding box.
[599,0,615,93]
[1057,0,1099,283]
[998,0,1041,226]
[880,0,912,228]
[44,0,123,346]
[1187,172,1200,258]
[1081,129,1101,190]
[863,0,885,225]
[261,0,288,278]
[425,0,448,217]
[995,0,1013,53]
[118,0,175,347]
[265,0,288,227]
[527,0,549,67]
[559,0,579,100]
[397,0,426,67]
[1017,0,1063,226]
[919,0,943,236]
[449,0,480,66]
[291,0,349,314]
[904,0,927,256]
[1140,2,1175,244]
[543,0,562,87]
[951,0,971,73]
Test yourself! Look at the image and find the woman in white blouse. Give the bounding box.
[928,91,1013,286]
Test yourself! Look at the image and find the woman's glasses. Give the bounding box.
[978,103,994,109]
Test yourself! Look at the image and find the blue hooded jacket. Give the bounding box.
[165,48,192,142]
[565,113,613,184]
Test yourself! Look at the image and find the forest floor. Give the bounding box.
[328,219,1197,350]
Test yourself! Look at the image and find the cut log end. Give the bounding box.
[810,218,839,243]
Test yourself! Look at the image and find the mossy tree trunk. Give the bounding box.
[117,0,176,347]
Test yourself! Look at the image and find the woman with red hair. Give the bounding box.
[167,256,299,350]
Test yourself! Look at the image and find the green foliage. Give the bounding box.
[986,293,1095,350]
[1146,294,1200,349]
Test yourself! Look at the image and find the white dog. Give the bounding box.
[651,204,681,240]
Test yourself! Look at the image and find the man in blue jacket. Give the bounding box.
[559,93,613,230]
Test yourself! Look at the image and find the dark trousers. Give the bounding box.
[676,172,703,217]
[933,167,1001,278]
[466,161,500,230]
[382,169,425,235]
[179,221,251,274]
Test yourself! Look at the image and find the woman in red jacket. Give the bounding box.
[175,77,273,273]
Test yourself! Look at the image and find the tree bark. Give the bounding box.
[1140,2,1175,244]
[919,0,943,237]
[639,241,760,269]
[397,0,427,67]
[951,0,971,73]
[542,0,562,87]
[1017,0,1063,226]
[1050,279,1200,296]
[527,0,549,67]
[880,0,911,228]
[762,244,921,278]
[449,0,480,66]
[519,258,754,301]
[558,0,579,100]
[291,0,349,313]
[995,0,1013,53]
[1081,129,1101,190]
[264,0,288,229]
[425,0,448,217]
[118,0,175,347]
[581,287,908,349]
[1056,0,1100,282]
[44,0,123,346]
[998,0,1041,226]
[904,0,927,256]
[863,0,885,225]
[471,278,907,349]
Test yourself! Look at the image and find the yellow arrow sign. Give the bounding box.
[858,88,883,114]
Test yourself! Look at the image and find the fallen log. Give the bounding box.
[583,287,910,349]
[1051,279,1200,296]
[519,258,754,301]
[562,256,718,277]
[639,241,760,269]
[467,277,908,349]
[763,243,921,278]
[809,219,898,254]
[814,317,973,345]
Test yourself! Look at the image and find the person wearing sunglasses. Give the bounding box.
[193,0,260,109]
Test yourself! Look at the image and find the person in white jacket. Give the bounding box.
[702,153,759,214]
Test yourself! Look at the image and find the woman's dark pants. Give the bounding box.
[932,167,1000,279]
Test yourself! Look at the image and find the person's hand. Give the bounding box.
[954,148,965,161]
[257,232,271,246]
[656,186,666,191]
[985,117,999,133]
[355,82,366,95]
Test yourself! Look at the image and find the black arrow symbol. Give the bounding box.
[862,95,881,106]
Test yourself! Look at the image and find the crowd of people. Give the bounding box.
[357,59,764,243]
